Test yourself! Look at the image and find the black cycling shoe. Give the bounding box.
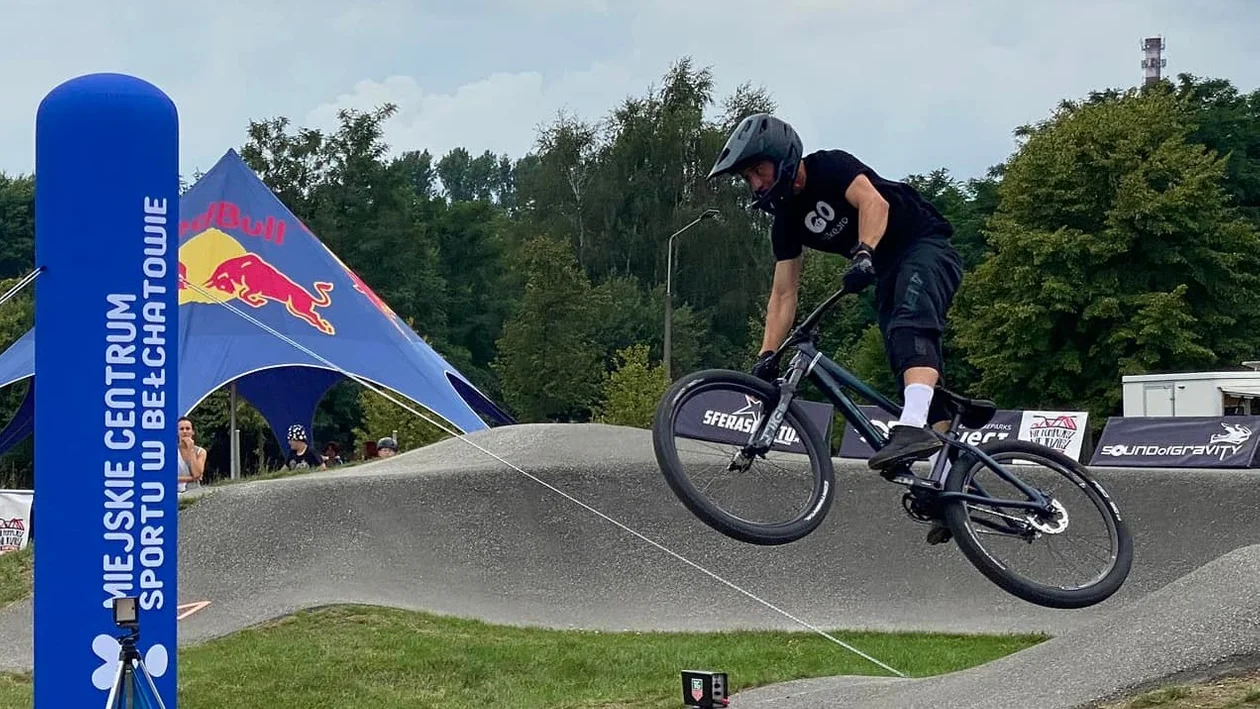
[868,424,942,470]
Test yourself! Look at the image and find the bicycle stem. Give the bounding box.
[773,285,852,359]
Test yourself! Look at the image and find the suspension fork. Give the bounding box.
[749,351,810,452]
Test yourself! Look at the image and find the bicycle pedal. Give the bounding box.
[881,468,931,488]
[879,466,910,482]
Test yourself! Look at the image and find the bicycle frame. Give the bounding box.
[750,285,1054,515]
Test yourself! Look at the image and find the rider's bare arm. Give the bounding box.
[844,174,890,251]
[760,255,803,353]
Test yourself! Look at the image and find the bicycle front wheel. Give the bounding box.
[941,439,1133,609]
[652,368,836,546]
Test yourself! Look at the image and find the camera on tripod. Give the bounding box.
[112,596,139,630]
[104,596,166,709]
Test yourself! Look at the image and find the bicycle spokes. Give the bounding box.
[954,455,1118,592]
[666,381,825,529]
[674,433,819,527]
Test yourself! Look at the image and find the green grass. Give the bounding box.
[0,605,1046,708]
[0,545,30,608]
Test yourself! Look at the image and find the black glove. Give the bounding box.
[750,351,780,383]
[843,243,877,293]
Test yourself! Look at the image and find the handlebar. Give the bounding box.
[771,285,854,358]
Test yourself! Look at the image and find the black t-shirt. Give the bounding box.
[286,447,323,470]
[770,150,953,270]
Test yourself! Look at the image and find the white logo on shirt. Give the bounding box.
[804,200,835,233]
[803,199,850,240]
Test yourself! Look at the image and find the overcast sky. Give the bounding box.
[2,0,1257,184]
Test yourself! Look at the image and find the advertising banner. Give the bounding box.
[673,389,835,455]
[34,73,180,707]
[838,406,1090,461]
[1088,416,1260,468]
[1019,411,1090,462]
[0,490,32,554]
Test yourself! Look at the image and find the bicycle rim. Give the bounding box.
[653,369,834,545]
[943,440,1131,608]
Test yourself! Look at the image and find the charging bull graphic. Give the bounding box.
[203,254,334,335]
[178,227,336,335]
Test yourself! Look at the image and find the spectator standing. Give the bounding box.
[177,416,206,493]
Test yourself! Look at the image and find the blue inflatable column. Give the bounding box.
[34,73,180,707]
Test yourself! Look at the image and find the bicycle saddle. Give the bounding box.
[937,387,999,429]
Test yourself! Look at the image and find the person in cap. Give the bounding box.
[285,424,326,471]
[707,113,964,470]
[376,437,398,458]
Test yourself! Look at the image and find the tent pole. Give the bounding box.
[229,382,239,480]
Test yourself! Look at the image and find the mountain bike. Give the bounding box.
[651,285,1133,609]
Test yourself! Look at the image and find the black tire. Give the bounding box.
[941,439,1134,609]
[652,368,835,546]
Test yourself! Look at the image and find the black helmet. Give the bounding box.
[707,113,802,212]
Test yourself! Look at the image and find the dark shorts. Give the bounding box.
[874,238,963,380]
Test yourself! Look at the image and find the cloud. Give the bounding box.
[304,61,639,161]
[0,0,1257,183]
[298,0,1260,182]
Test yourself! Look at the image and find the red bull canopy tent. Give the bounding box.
[0,149,514,459]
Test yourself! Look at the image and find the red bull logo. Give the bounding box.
[178,228,335,335]
[204,254,335,335]
[179,200,287,245]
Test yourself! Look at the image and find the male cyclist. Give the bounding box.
[707,113,964,471]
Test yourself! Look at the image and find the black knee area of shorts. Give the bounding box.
[887,327,942,379]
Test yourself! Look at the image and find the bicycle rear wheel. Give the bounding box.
[652,368,835,545]
[941,439,1133,609]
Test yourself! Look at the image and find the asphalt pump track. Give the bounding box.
[0,423,1254,707]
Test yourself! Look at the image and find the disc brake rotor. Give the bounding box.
[1026,498,1069,535]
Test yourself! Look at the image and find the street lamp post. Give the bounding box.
[664,208,721,381]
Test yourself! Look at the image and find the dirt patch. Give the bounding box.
[1094,668,1260,709]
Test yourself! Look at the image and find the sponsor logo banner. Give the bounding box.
[838,406,1090,461]
[1089,416,1260,468]
[0,490,31,554]
[1020,411,1089,462]
[673,390,834,455]
[34,72,181,706]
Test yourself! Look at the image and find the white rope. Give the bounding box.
[178,274,908,678]
[0,267,42,309]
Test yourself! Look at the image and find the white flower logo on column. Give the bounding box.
[90,634,168,691]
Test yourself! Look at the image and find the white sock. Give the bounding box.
[895,383,934,429]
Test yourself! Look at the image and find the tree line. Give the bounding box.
[0,58,1258,481]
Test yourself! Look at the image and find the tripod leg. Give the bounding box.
[104,656,127,709]
[133,658,169,709]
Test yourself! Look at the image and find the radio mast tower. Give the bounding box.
[1141,36,1166,87]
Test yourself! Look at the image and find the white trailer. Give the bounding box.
[1122,362,1260,417]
